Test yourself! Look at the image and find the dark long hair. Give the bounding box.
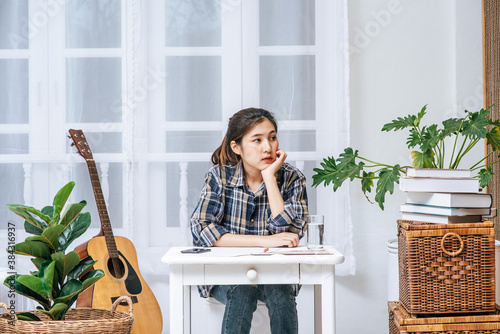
[211,108,278,166]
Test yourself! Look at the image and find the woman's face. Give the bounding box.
[231,118,279,174]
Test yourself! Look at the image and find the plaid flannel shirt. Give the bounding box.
[190,161,309,298]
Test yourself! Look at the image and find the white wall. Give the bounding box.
[338,0,483,333]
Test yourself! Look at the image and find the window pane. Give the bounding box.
[165,56,221,121]
[260,55,315,120]
[166,161,212,228]
[0,164,25,229]
[66,0,121,48]
[67,132,122,154]
[259,0,315,46]
[0,0,28,49]
[165,0,221,47]
[166,131,221,153]
[301,160,317,214]
[0,134,28,154]
[0,59,28,123]
[66,57,122,123]
[278,130,315,152]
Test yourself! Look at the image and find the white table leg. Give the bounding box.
[170,264,184,334]
[321,265,336,334]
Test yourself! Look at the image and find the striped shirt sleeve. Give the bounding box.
[190,168,228,247]
[266,166,308,237]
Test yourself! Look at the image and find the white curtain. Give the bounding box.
[0,0,354,296]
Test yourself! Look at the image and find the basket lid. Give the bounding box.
[389,301,500,327]
[397,219,494,231]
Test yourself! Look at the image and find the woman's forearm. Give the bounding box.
[262,175,285,217]
[214,232,299,248]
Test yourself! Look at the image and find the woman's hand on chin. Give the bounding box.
[262,149,287,180]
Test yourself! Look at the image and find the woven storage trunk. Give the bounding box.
[398,220,495,315]
[0,296,134,334]
[389,301,500,334]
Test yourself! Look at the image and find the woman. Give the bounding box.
[190,108,309,334]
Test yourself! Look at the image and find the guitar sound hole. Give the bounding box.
[107,257,125,279]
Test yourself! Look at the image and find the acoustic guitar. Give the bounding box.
[69,129,163,334]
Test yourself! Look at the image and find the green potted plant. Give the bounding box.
[3,181,105,321]
[312,105,500,209]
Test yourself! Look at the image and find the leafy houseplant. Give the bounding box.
[312,106,500,209]
[3,181,104,321]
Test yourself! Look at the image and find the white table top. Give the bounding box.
[161,246,345,265]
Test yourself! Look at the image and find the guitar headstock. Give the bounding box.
[68,129,94,160]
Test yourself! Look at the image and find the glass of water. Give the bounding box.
[307,215,324,249]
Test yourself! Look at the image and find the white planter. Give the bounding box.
[387,238,399,301]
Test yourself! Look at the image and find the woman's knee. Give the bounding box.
[260,285,296,307]
[212,285,260,306]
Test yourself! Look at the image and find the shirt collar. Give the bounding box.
[226,161,246,188]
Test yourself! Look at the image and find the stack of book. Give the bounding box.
[399,168,493,224]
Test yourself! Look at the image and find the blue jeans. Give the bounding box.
[211,284,298,334]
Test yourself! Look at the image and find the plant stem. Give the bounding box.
[454,137,479,168]
[449,116,467,168]
[357,156,398,169]
[450,135,469,169]
[470,150,496,170]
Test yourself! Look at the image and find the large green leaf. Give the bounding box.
[57,212,91,252]
[39,303,68,321]
[23,206,54,235]
[486,127,500,152]
[68,256,97,280]
[336,148,364,182]
[4,275,50,310]
[58,201,87,228]
[360,171,374,194]
[52,181,75,225]
[441,117,464,138]
[312,156,338,187]
[31,257,46,270]
[24,221,44,236]
[374,165,401,210]
[406,128,421,148]
[13,240,51,259]
[26,225,65,251]
[51,251,80,285]
[313,149,365,190]
[80,269,105,291]
[38,260,56,299]
[54,279,82,305]
[17,312,42,321]
[419,124,440,153]
[16,274,51,300]
[411,150,435,168]
[462,111,489,139]
[7,204,52,230]
[381,115,417,132]
[478,168,494,188]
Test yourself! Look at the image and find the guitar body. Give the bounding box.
[76,236,163,334]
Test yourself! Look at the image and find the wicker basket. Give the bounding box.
[398,220,496,315]
[0,296,134,334]
[389,301,500,334]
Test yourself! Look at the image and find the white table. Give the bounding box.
[162,246,344,334]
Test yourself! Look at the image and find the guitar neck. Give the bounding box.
[86,159,119,258]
